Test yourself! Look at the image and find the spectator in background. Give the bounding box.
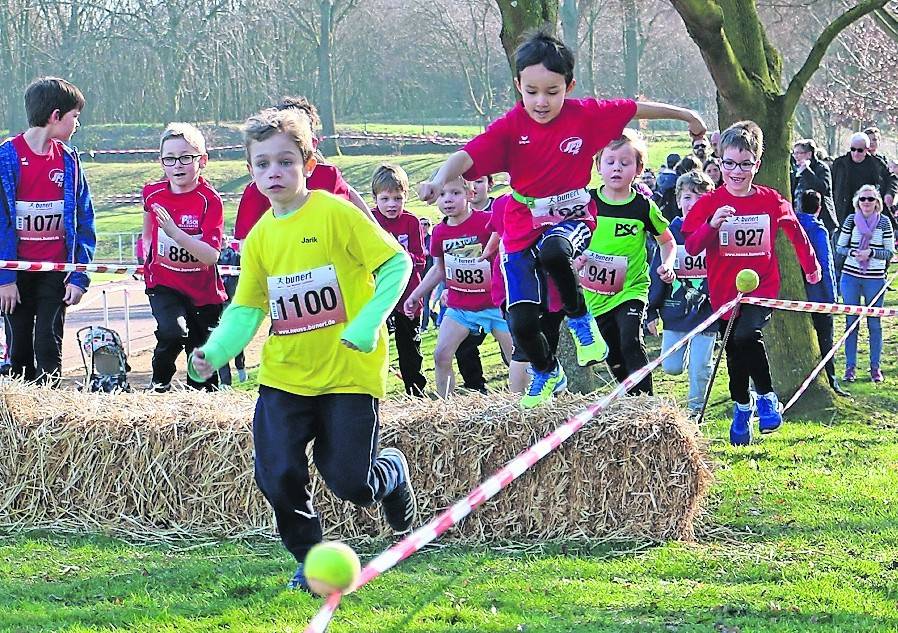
[657,153,682,221]
[703,158,723,188]
[791,138,837,233]
[795,190,846,396]
[217,241,246,386]
[709,130,721,157]
[832,132,897,228]
[864,126,898,221]
[420,217,436,331]
[692,138,710,162]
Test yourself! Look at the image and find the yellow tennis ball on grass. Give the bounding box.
[735,268,760,293]
[303,541,361,596]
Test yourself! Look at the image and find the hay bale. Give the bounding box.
[0,382,712,542]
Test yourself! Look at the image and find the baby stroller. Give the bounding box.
[76,325,131,393]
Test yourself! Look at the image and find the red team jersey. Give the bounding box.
[372,209,426,316]
[682,185,818,319]
[143,177,227,306]
[233,163,351,240]
[430,211,496,311]
[463,98,637,253]
[12,134,67,263]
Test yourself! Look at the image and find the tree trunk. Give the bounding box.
[317,0,339,156]
[668,0,898,415]
[560,0,578,62]
[621,0,639,98]
[495,0,559,98]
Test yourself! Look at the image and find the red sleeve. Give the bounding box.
[200,187,224,250]
[330,167,351,200]
[307,164,351,200]
[681,193,718,255]
[586,99,638,148]
[776,193,818,274]
[463,112,512,180]
[430,223,445,258]
[406,215,426,272]
[234,182,271,240]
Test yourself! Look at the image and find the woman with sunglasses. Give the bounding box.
[836,184,895,383]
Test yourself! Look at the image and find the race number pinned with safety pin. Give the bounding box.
[444,254,491,294]
[673,245,707,278]
[268,264,347,335]
[578,250,627,295]
[530,188,592,228]
[718,214,771,257]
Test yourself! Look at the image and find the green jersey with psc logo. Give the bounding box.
[581,187,669,316]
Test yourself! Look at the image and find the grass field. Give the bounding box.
[4,311,898,631]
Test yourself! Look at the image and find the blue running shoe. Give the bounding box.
[566,314,608,366]
[730,403,753,446]
[757,392,783,433]
[521,362,568,408]
[288,564,312,592]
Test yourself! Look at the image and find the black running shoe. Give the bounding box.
[379,447,416,533]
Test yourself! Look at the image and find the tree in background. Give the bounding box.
[670,0,890,412]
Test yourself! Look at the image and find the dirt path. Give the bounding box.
[59,279,265,389]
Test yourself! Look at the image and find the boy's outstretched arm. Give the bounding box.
[341,251,412,352]
[417,151,474,203]
[188,303,266,381]
[634,101,707,140]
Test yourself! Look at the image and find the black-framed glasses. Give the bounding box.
[161,154,202,166]
[850,147,867,153]
[720,159,757,172]
[858,196,879,202]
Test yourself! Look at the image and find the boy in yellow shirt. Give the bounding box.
[189,108,416,591]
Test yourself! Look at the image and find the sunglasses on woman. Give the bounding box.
[858,196,879,202]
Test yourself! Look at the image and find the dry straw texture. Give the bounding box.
[0,383,712,542]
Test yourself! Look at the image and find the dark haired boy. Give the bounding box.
[796,189,846,396]
[0,77,96,384]
[419,29,706,407]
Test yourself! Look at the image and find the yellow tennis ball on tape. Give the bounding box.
[735,268,760,293]
[303,541,361,596]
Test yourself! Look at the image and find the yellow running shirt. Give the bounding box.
[235,190,403,397]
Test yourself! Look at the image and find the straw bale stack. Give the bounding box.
[0,382,712,542]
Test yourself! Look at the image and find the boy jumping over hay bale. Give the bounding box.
[418,29,706,408]
[188,107,417,591]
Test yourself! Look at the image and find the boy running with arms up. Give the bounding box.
[682,121,820,445]
[418,30,705,407]
[403,175,513,396]
[189,108,416,590]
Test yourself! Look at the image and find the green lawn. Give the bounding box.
[5,308,898,631]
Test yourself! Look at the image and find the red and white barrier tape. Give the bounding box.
[303,296,742,633]
[81,132,468,157]
[782,271,898,412]
[0,260,239,276]
[741,296,898,318]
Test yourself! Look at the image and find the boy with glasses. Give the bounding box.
[141,123,227,391]
[682,121,820,446]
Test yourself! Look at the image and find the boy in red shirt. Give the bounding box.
[418,30,706,407]
[141,123,227,391]
[682,121,821,445]
[403,176,512,396]
[372,163,428,395]
[233,96,371,241]
[0,77,96,384]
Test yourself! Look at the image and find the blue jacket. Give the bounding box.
[797,212,836,303]
[0,138,96,289]
[647,217,717,334]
